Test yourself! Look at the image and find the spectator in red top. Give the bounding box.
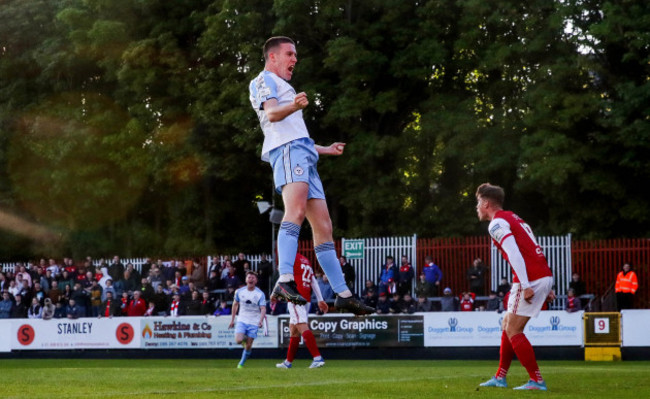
[565,289,581,313]
[127,290,147,316]
[460,292,475,311]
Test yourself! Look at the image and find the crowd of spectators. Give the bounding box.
[0,255,256,320]
[0,252,602,319]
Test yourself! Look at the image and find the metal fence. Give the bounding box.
[573,238,650,309]
[491,234,572,309]
[2,236,649,310]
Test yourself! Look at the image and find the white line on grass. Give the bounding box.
[59,373,486,398]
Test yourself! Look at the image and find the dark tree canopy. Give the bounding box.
[0,0,648,259]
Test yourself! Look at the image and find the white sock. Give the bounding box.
[338,289,352,298]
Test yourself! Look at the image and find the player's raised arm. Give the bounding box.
[311,273,329,314]
[315,142,346,156]
[263,92,308,122]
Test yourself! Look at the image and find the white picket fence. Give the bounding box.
[1,234,573,306]
[342,235,418,295]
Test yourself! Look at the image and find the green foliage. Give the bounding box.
[0,0,648,259]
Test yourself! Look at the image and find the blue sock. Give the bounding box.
[239,349,251,366]
[315,242,348,293]
[277,222,301,275]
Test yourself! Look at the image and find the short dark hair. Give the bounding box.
[263,36,295,61]
[476,183,505,207]
[246,271,258,278]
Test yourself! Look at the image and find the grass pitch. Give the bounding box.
[1,358,648,398]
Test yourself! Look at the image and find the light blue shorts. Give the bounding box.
[235,321,259,339]
[269,137,325,200]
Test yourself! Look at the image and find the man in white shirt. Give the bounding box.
[229,272,266,368]
[249,36,372,315]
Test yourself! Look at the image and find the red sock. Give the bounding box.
[496,331,514,379]
[302,330,321,358]
[287,336,299,362]
[510,333,543,383]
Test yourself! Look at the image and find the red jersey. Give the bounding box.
[460,298,474,311]
[489,210,552,283]
[293,254,314,300]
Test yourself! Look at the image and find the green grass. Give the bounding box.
[1,358,648,398]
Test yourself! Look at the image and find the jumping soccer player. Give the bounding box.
[248,36,373,315]
[475,183,555,391]
[276,254,328,369]
[229,271,266,368]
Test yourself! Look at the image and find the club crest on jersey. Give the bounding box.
[293,165,304,176]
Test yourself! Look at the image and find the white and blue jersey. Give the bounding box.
[234,286,266,326]
[249,70,309,162]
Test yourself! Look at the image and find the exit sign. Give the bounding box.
[343,239,364,259]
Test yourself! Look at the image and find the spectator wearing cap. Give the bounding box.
[376,292,390,314]
[440,287,459,312]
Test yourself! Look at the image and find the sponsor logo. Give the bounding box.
[550,316,560,331]
[528,315,577,333]
[117,323,135,344]
[17,324,35,346]
[142,324,153,339]
[293,165,304,176]
[448,318,458,332]
[427,318,474,334]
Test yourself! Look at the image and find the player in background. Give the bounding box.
[248,36,373,315]
[229,271,266,368]
[276,254,329,369]
[475,183,555,391]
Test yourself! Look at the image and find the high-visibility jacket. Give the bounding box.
[615,271,638,294]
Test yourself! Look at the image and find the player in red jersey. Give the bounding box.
[276,253,329,369]
[476,183,555,391]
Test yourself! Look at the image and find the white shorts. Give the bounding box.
[507,276,553,318]
[288,302,310,325]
